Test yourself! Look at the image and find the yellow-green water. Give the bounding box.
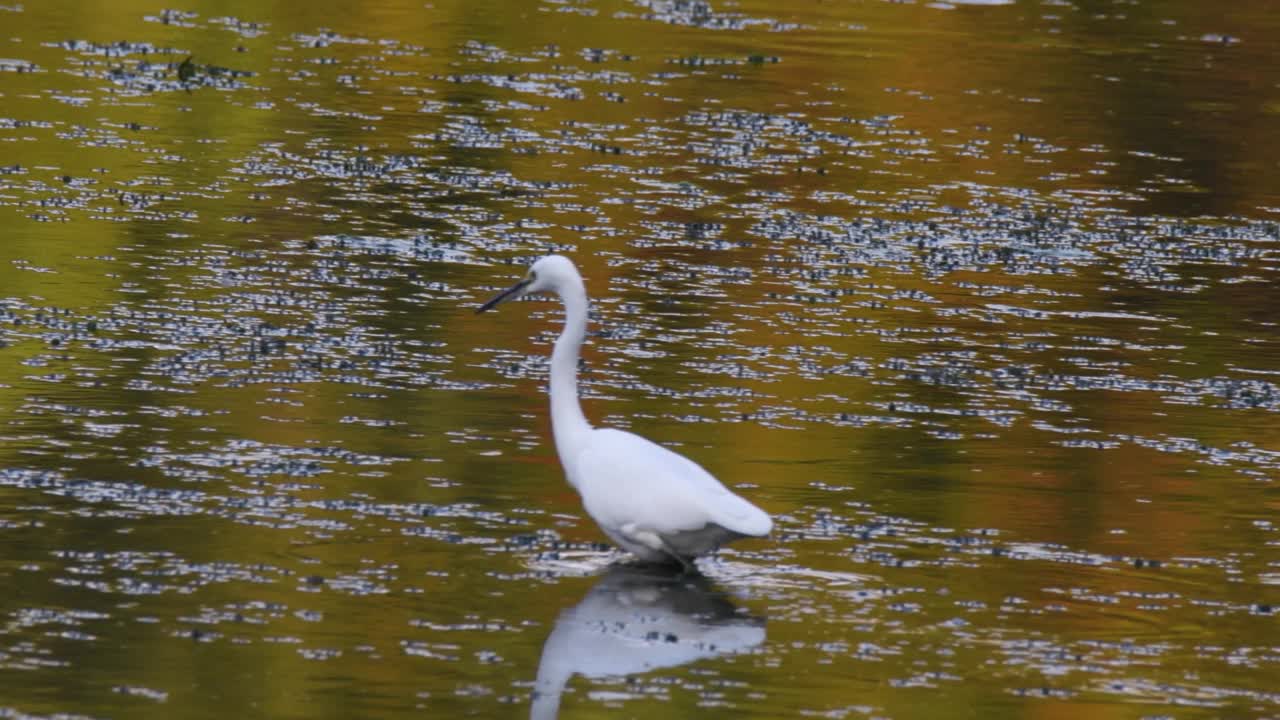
[1,1,1278,718]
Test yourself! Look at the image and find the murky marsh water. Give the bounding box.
[2,0,1279,718]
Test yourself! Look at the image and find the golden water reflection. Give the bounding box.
[1,0,1279,717]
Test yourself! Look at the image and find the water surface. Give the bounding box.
[2,0,1279,718]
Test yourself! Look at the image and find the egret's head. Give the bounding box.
[476,255,577,313]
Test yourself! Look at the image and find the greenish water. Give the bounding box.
[1,0,1278,718]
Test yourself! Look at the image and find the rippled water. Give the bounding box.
[2,0,1279,717]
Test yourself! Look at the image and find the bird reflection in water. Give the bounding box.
[530,564,766,719]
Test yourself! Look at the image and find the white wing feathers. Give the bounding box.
[570,428,772,539]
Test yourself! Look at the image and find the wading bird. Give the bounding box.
[478,255,771,569]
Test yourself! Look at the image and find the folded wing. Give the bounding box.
[570,428,772,539]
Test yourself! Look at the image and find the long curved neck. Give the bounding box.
[550,274,592,464]
[530,637,572,720]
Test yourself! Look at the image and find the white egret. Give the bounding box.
[478,255,772,568]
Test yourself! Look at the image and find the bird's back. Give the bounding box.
[567,428,772,547]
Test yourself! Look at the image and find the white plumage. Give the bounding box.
[478,255,771,566]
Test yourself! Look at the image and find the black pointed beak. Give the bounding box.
[476,278,531,313]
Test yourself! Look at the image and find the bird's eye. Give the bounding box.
[528,270,537,282]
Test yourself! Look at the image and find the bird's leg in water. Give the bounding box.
[659,540,696,574]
